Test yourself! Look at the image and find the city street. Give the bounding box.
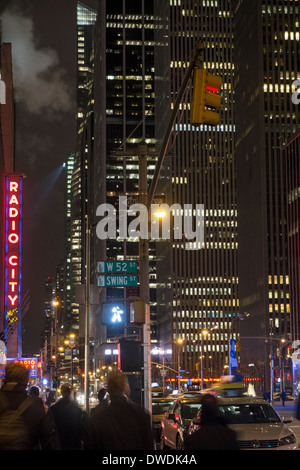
[1,0,300,453]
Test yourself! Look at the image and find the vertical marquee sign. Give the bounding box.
[4,174,23,356]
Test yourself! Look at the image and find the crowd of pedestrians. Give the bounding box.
[7,363,299,451]
[0,363,154,450]
[0,363,240,451]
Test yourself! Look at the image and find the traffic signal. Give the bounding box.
[191,68,223,126]
[102,302,125,326]
[118,337,143,372]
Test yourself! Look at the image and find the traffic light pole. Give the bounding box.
[138,41,205,413]
[138,142,151,414]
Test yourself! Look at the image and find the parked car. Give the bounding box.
[152,396,175,448]
[188,396,297,450]
[160,395,203,450]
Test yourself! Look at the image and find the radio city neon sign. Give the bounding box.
[4,175,23,335]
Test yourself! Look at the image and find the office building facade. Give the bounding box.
[93,0,159,372]
[234,0,300,387]
[156,0,238,381]
[286,131,300,392]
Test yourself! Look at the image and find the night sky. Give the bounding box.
[1,0,78,355]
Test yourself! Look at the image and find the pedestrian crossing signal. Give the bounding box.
[191,68,223,126]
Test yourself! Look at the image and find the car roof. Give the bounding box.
[174,396,203,404]
[152,396,175,403]
[216,396,272,405]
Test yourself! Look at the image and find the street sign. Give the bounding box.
[97,261,138,273]
[97,274,138,287]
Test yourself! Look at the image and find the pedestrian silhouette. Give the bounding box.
[29,386,40,397]
[280,390,287,406]
[0,364,56,450]
[87,371,154,450]
[184,394,240,450]
[91,388,108,416]
[50,383,87,450]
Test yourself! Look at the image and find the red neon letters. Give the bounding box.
[5,175,22,314]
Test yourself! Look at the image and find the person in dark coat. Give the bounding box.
[184,394,240,451]
[280,390,287,406]
[0,363,57,450]
[50,383,87,450]
[29,385,40,397]
[90,388,108,416]
[87,371,154,450]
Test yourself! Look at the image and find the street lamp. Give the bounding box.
[177,338,184,393]
[200,329,208,391]
[64,333,76,388]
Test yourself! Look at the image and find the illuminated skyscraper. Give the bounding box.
[93,0,158,369]
[155,0,238,381]
[286,131,300,389]
[234,0,300,386]
[69,3,97,338]
[63,152,75,331]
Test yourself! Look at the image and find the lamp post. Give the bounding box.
[51,299,59,386]
[69,334,76,388]
[200,329,208,390]
[177,338,184,393]
[84,218,91,414]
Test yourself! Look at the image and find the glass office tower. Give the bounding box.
[69,3,97,339]
[155,0,238,381]
[286,131,300,393]
[93,0,159,372]
[234,0,300,388]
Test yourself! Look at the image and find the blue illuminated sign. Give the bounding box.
[102,303,125,326]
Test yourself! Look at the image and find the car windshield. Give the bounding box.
[182,403,201,420]
[152,402,174,415]
[219,403,281,424]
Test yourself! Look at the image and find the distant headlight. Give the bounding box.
[279,434,296,446]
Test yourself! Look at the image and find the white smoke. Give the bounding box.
[1,7,72,116]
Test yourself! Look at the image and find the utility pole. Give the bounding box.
[84,218,90,414]
[138,141,151,413]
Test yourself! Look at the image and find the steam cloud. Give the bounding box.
[1,7,72,116]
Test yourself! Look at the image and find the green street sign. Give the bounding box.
[97,261,138,273]
[97,274,138,287]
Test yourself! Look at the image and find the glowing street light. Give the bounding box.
[177,338,185,393]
